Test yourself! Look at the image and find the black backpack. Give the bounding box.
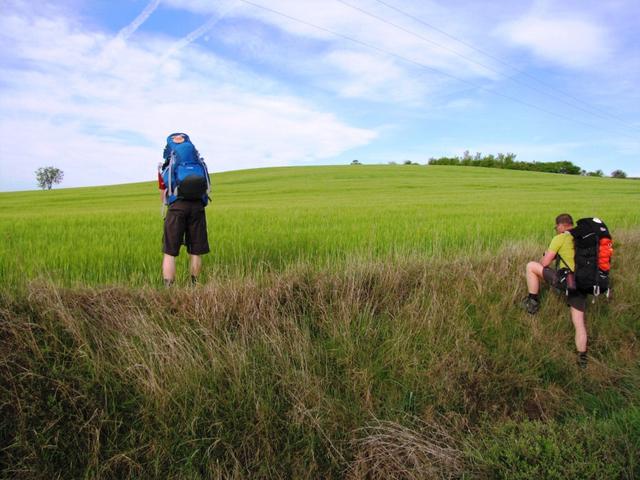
[570,218,613,296]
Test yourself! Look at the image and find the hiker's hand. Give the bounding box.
[541,250,556,268]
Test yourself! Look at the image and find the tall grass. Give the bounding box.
[2,231,639,478]
[2,166,639,477]
[1,165,639,287]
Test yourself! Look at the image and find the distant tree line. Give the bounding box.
[427,151,584,175]
[427,151,628,177]
[350,153,629,178]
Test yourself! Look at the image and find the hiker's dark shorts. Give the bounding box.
[163,200,210,256]
[543,267,587,312]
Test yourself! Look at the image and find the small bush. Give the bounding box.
[470,409,640,479]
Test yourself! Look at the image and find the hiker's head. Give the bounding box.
[555,213,574,233]
[171,134,186,144]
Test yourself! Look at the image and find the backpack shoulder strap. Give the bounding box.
[554,233,573,271]
[555,252,571,271]
[167,150,176,195]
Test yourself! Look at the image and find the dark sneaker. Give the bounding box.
[577,351,588,369]
[521,296,540,314]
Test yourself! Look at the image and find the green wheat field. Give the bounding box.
[1,165,639,287]
[1,165,639,479]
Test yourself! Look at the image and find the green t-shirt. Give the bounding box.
[548,232,575,271]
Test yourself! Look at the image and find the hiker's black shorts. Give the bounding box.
[163,200,210,256]
[543,267,587,312]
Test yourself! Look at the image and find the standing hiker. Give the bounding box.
[158,133,211,286]
[522,213,590,368]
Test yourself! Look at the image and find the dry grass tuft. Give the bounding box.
[348,417,465,480]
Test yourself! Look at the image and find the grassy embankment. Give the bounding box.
[1,165,639,478]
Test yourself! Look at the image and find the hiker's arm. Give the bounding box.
[158,172,167,203]
[158,169,166,191]
[162,145,171,168]
[540,250,556,268]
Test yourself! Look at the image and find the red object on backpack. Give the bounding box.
[598,238,613,271]
[158,171,166,190]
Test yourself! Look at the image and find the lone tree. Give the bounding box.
[35,166,64,190]
[611,169,627,179]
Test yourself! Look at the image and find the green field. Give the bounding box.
[1,165,639,479]
[1,165,639,287]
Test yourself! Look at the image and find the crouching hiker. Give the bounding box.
[158,133,211,287]
[522,213,589,368]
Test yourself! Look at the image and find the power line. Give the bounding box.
[366,0,638,131]
[336,0,638,131]
[234,0,637,139]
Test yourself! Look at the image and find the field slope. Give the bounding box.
[1,165,639,286]
[1,165,639,479]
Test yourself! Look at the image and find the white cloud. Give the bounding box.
[0,6,376,190]
[166,0,504,89]
[498,14,612,69]
[322,50,439,104]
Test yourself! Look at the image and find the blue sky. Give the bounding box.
[1,0,639,190]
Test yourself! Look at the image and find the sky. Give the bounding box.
[1,0,639,191]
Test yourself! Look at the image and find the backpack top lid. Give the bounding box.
[571,217,611,244]
[164,133,197,165]
[166,132,191,146]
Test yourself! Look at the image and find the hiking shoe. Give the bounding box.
[521,296,540,314]
[577,351,588,369]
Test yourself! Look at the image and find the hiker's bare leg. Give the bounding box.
[163,254,176,282]
[189,254,202,278]
[526,261,544,294]
[570,307,587,352]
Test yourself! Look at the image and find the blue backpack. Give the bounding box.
[161,133,210,205]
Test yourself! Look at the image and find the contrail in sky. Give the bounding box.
[163,1,240,60]
[114,0,162,43]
